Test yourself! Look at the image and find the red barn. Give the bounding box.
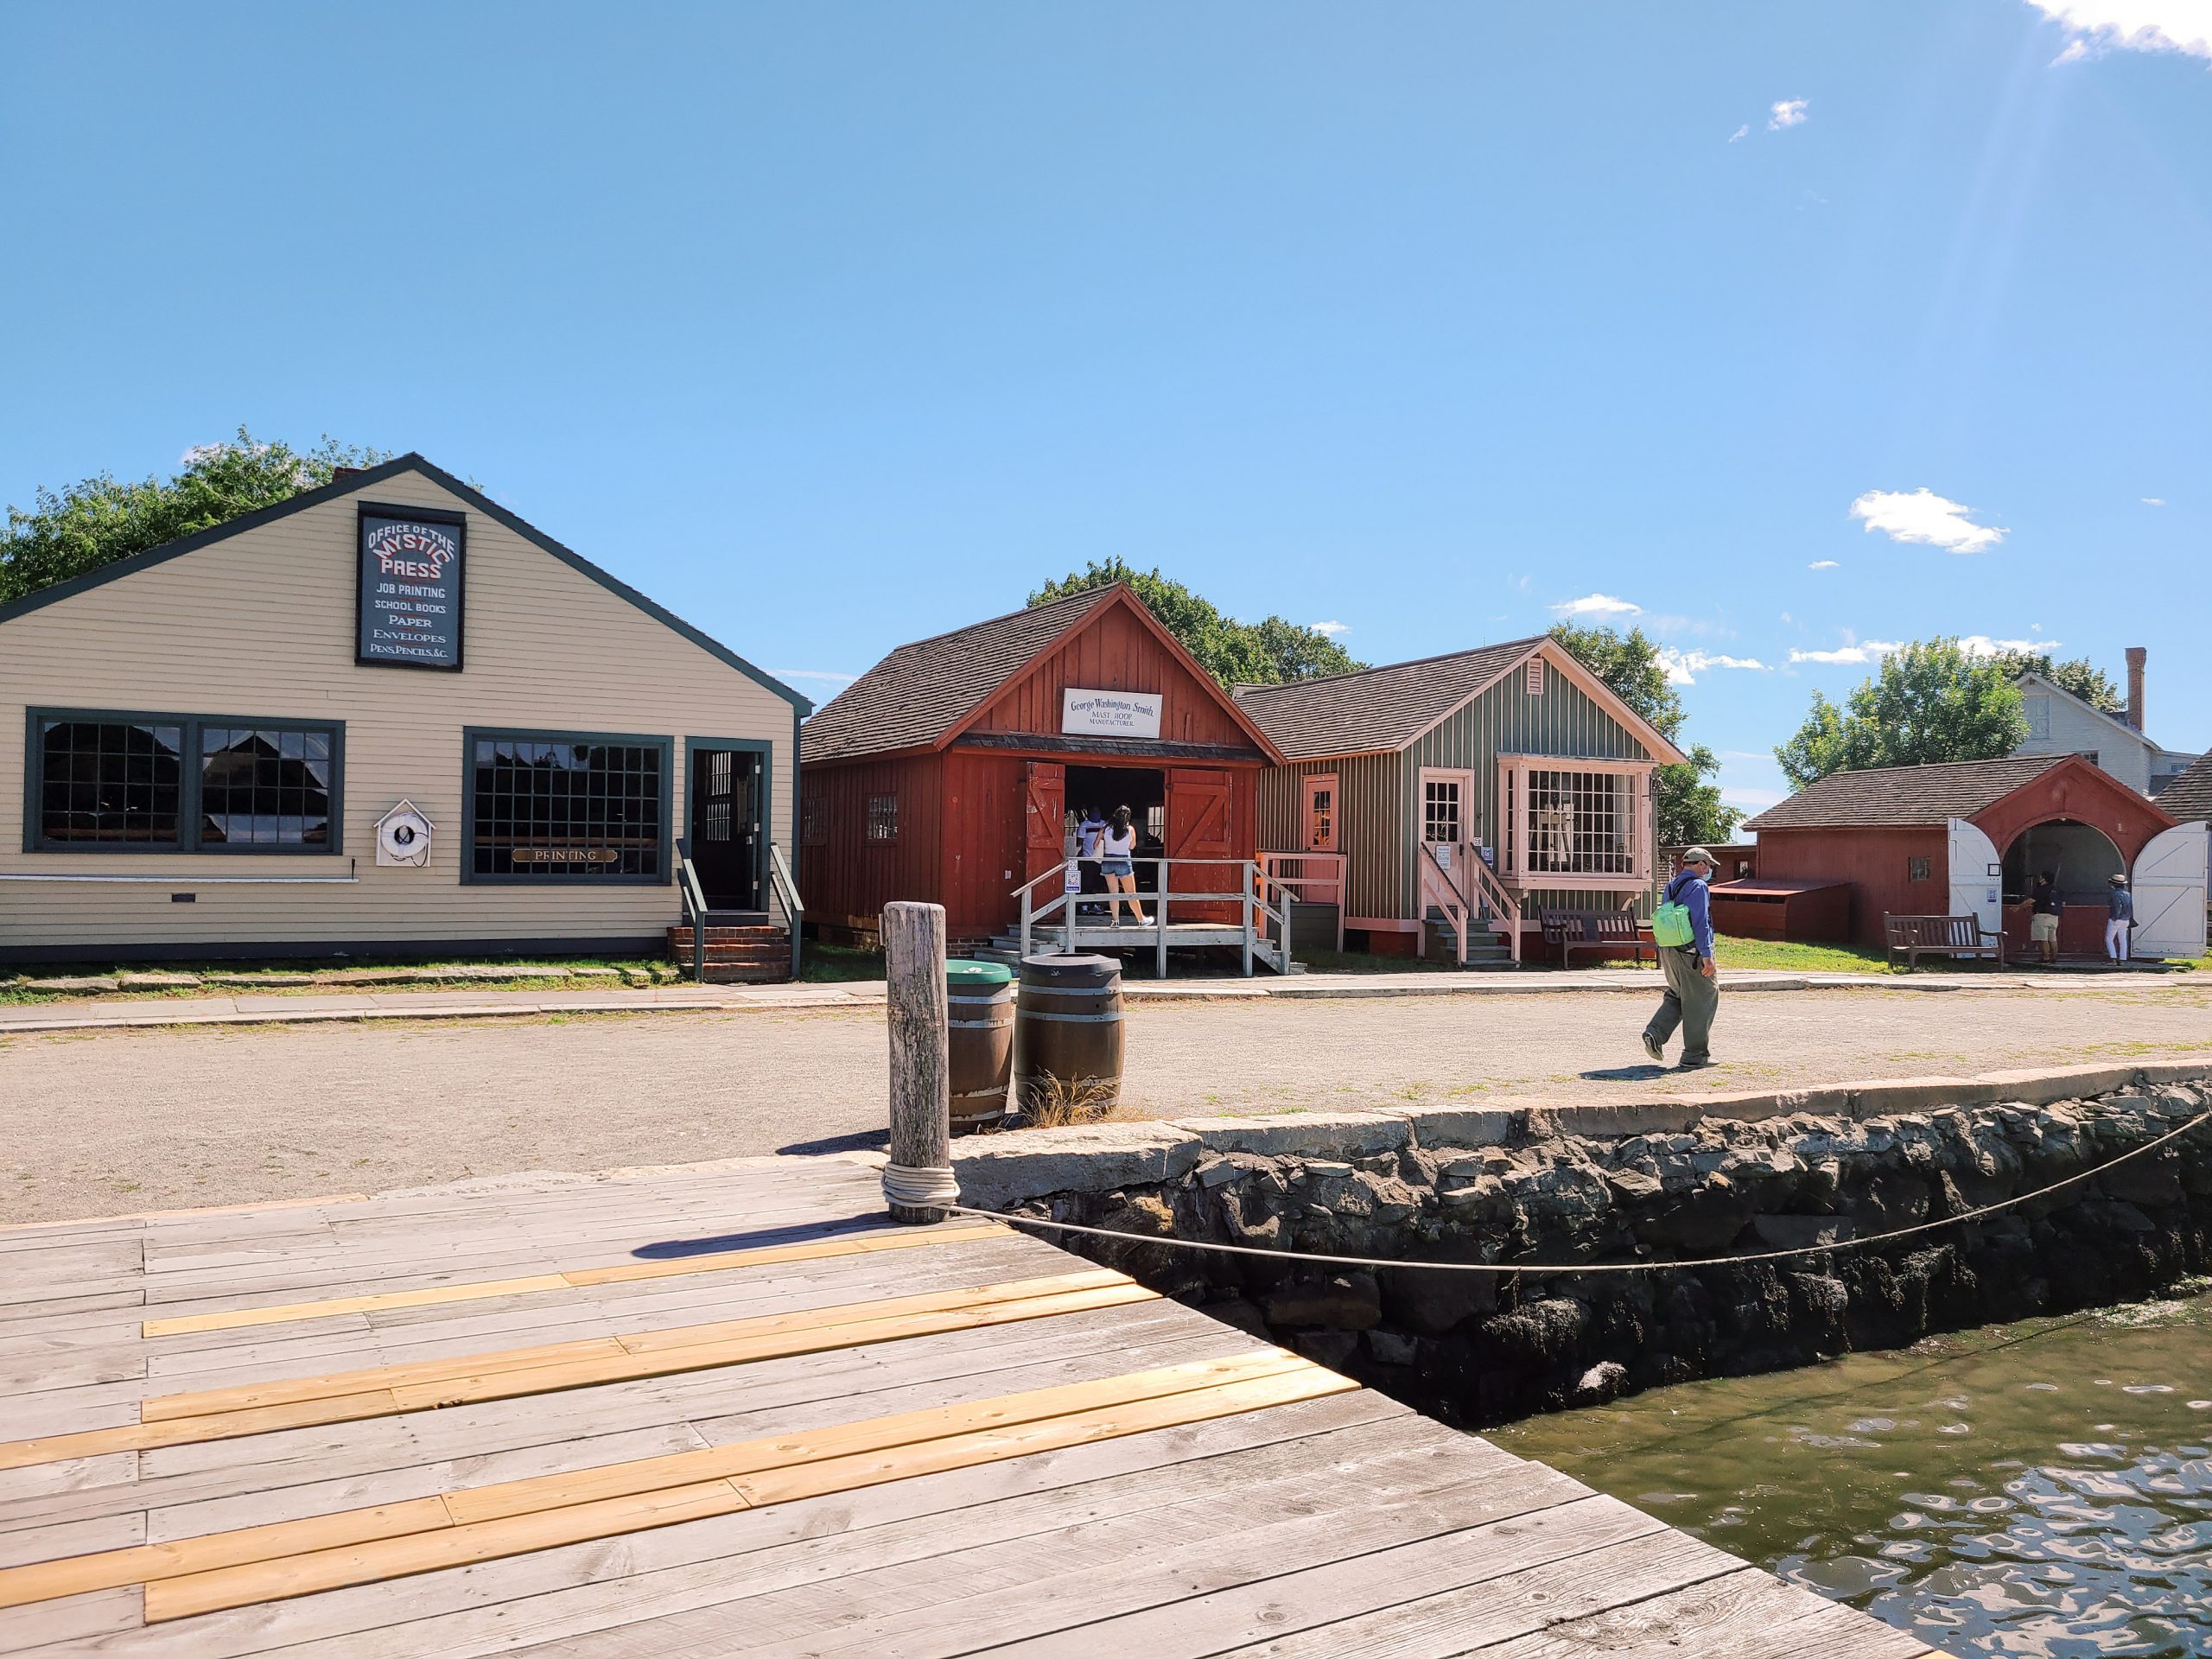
[799,584,1286,944]
[1744,754,2206,959]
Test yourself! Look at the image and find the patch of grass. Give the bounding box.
[0,954,677,1003]
[1711,934,1899,975]
[799,944,886,982]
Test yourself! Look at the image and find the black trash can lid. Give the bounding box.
[1019,952,1122,979]
[947,961,1014,988]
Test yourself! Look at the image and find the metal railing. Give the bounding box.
[767,842,804,981]
[1255,851,1347,952]
[1011,858,1294,976]
[674,836,710,984]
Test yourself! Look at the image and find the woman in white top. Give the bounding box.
[1099,804,1149,926]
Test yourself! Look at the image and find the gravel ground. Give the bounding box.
[6,982,2210,1225]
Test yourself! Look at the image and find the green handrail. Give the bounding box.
[767,842,804,981]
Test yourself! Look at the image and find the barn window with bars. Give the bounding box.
[866,793,899,842]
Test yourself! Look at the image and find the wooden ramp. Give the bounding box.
[0,1158,1942,1657]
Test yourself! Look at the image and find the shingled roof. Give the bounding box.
[801,587,1113,764]
[1745,756,2067,831]
[2156,751,2212,825]
[1230,639,1546,760]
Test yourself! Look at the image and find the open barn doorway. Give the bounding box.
[1065,765,1166,915]
[2001,817,2124,958]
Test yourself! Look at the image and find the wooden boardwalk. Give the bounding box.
[0,1157,1942,1657]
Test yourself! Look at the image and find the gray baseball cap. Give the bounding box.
[1681,847,1716,866]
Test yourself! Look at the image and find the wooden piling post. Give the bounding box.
[881,902,957,1224]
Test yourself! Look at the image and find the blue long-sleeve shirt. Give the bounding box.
[1663,869,1715,959]
[2109,887,2134,922]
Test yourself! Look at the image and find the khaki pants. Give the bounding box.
[1644,945,1718,1064]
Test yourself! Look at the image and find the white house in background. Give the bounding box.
[2012,647,2196,798]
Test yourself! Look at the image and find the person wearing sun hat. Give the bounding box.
[1642,847,1719,1069]
[2106,872,2134,963]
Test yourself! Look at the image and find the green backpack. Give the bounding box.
[1651,880,1696,948]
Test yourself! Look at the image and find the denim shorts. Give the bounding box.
[1101,857,1134,878]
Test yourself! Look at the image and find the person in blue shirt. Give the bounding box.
[2106,874,2134,963]
[1643,847,1719,1069]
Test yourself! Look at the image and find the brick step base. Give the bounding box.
[667,926,786,948]
[699,962,791,983]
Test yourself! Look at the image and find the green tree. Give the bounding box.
[1546,622,1742,848]
[1774,637,2029,789]
[1028,557,1363,684]
[1991,649,2126,716]
[2,429,391,603]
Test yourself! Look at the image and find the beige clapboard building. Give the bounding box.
[0,454,806,963]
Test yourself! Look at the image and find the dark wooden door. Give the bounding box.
[1166,766,1236,923]
[690,748,762,911]
[1023,761,1066,892]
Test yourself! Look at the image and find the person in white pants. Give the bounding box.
[2105,873,2134,963]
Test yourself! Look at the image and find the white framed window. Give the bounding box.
[1496,756,1652,889]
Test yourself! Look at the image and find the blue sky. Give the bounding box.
[3,2,2206,817]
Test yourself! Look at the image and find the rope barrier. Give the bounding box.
[950,1105,2212,1276]
[882,1162,961,1210]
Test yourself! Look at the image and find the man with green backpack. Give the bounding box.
[1643,847,1719,1069]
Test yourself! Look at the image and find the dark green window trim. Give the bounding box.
[461,727,673,887]
[23,707,346,856]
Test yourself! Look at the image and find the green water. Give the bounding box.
[1494,1292,2212,1658]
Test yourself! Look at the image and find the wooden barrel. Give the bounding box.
[946,962,1015,1134]
[1014,953,1125,1117]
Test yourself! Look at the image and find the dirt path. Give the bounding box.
[8,982,2209,1224]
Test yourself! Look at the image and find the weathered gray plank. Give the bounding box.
[1471,1565,1935,1659]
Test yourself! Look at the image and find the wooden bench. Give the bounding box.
[1884,912,2003,970]
[1539,907,1656,969]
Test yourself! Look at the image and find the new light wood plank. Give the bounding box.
[138,1224,1007,1338]
[139,1364,1349,1623]
[145,1269,1124,1420]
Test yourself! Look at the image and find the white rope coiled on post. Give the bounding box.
[949,1103,2212,1276]
[882,1163,961,1211]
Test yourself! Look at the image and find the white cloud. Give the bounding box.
[1848,486,2007,555]
[767,667,861,686]
[2024,2,2212,61]
[2143,496,2166,506]
[1722,785,1788,810]
[1658,647,1770,686]
[1807,559,1839,570]
[1310,620,1349,638]
[1789,639,1904,665]
[1727,124,1751,143]
[1957,633,2054,657]
[1551,593,1642,617]
[1768,99,1809,130]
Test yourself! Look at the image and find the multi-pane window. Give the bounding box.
[866,793,899,842]
[469,734,665,880]
[30,712,340,852]
[1422,779,1462,846]
[200,728,335,846]
[1908,855,1932,882]
[35,718,184,845]
[1524,768,1635,875]
[699,751,734,842]
[801,791,827,847]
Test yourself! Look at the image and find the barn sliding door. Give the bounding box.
[1023,761,1067,891]
[2131,822,2208,960]
[1947,818,2003,940]
[1166,766,1236,923]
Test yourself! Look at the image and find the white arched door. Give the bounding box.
[2131,822,2208,959]
[1947,817,2003,938]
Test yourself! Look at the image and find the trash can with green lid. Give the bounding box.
[946,961,1015,1133]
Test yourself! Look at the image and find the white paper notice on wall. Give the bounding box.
[1062,688,1162,740]
[375,800,435,868]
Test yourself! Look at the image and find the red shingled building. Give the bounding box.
[1743,754,2204,959]
[799,585,1284,944]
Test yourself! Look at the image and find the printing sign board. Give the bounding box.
[1062,688,1162,740]
[358,506,466,670]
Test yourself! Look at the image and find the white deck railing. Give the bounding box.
[1011,857,1294,976]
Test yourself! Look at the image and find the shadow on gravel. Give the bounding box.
[776,1128,892,1157]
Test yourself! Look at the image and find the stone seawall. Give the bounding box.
[950,1063,2212,1428]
